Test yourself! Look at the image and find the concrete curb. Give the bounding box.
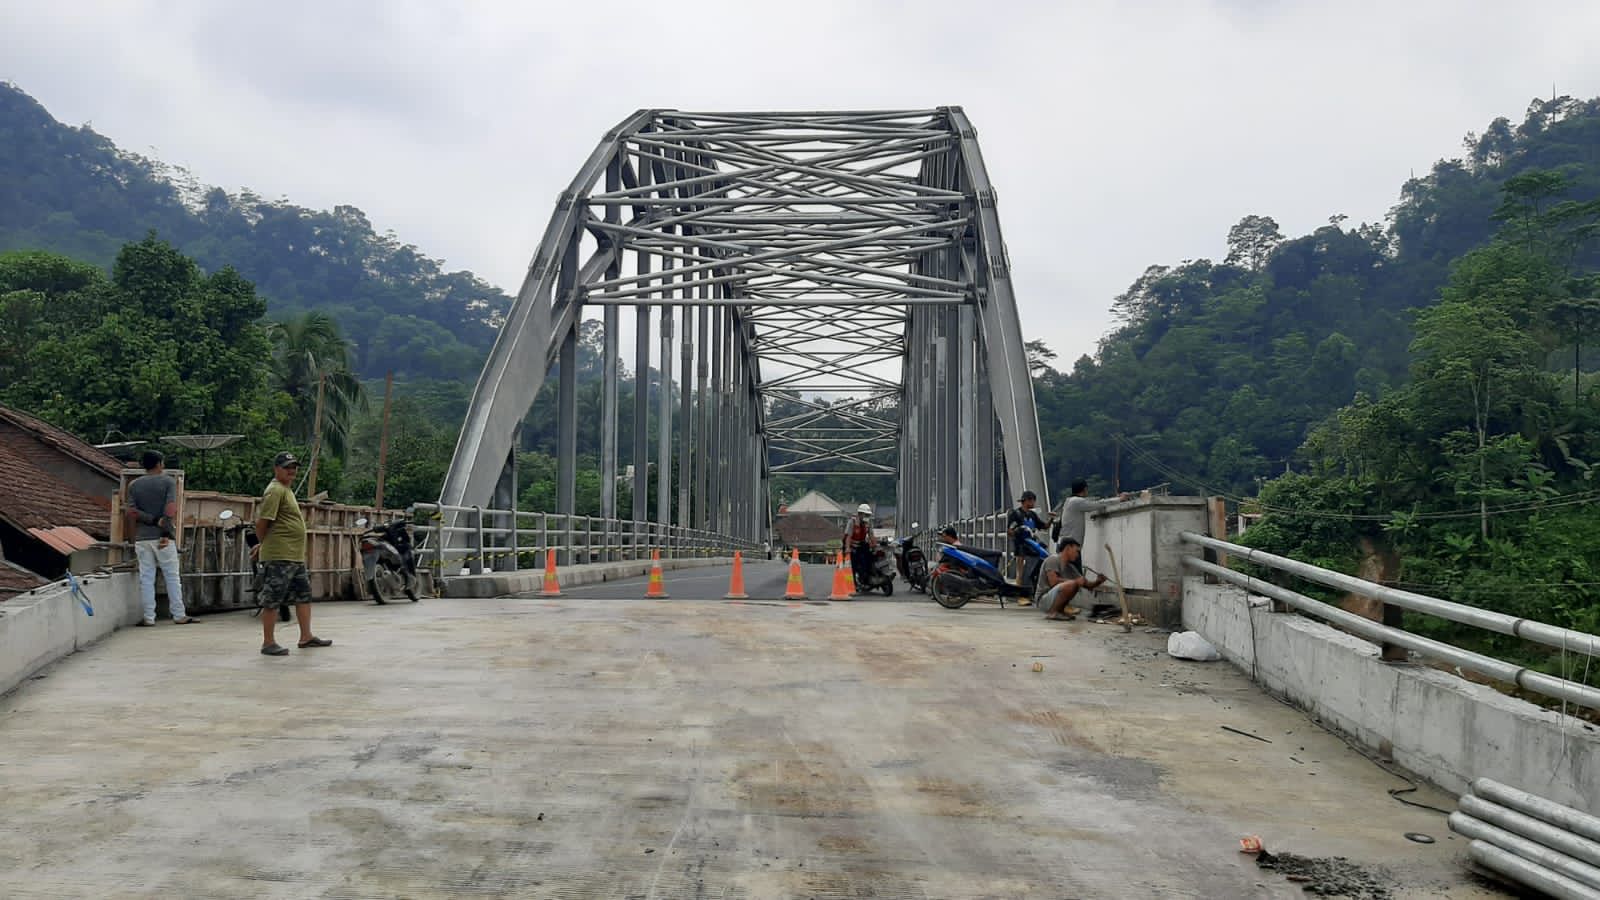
[1,573,141,698]
[441,557,735,599]
[1184,576,1600,812]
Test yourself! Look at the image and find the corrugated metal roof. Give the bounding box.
[28,526,97,554]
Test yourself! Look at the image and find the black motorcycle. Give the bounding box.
[360,517,420,604]
[894,522,930,592]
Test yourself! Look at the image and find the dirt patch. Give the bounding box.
[1010,708,1100,752]
[1257,850,1394,899]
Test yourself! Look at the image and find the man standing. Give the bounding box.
[844,503,874,589]
[126,450,199,626]
[1039,538,1108,621]
[1055,479,1130,546]
[1006,490,1049,597]
[254,452,331,656]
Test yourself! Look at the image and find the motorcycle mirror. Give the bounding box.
[354,517,369,527]
[217,509,234,522]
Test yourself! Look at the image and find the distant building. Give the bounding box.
[782,490,849,524]
[0,404,121,595]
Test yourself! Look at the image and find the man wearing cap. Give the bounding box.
[125,449,200,626]
[1005,490,1050,597]
[253,452,332,656]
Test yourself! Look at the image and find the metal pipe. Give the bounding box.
[1468,840,1600,899]
[1472,779,1600,845]
[1180,531,1600,658]
[1450,813,1600,890]
[1459,796,1600,869]
[1183,558,1600,711]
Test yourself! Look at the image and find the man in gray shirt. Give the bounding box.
[1038,538,1108,620]
[125,450,198,626]
[1055,478,1130,545]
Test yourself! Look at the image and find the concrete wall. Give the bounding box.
[0,572,141,698]
[1081,496,1208,627]
[1183,577,1600,812]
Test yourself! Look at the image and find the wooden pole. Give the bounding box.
[307,371,327,496]
[374,370,395,509]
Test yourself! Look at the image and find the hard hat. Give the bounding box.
[857,503,872,515]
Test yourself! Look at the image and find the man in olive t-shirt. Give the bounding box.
[253,451,332,656]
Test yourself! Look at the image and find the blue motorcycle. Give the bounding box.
[929,525,1050,610]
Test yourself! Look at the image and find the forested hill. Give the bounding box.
[0,81,508,381]
[1039,95,1600,497]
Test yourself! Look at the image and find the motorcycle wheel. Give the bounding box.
[370,568,402,605]
[930,571,969,610]
[881,580,894,596]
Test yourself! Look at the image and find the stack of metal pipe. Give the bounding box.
[1449,778,1600,899]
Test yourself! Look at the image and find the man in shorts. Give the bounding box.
[253,451,332,656]
[1038,538,1108,621]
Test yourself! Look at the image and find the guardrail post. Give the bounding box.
[506,508,520,571]
[469,506,485,575]
[563,514,574,568]
[1380,601,1407,662]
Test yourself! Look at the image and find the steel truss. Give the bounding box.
[441,108,1048,558]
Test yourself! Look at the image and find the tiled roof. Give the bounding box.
[0,404,119,540]
[0,406,121,478]
[0,559,48,600]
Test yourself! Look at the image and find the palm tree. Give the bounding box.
[269,311,366,463]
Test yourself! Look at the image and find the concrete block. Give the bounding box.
[0,573,140,697]
[1183,577,1600,812]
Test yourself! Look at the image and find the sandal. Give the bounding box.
[298,637,333,648]
[175,617,201,624]
[261,643,289,656]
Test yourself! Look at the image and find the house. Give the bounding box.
[782,490,849,524]
[0,404,122,593]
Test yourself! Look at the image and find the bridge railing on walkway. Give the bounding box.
[1179,531,1600,711]
[411,502,762,577]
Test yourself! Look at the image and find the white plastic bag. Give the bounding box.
[1167,631,1220,661]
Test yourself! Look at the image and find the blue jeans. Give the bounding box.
[135,540,186,622]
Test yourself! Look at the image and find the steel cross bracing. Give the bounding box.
[441,108,1049,560]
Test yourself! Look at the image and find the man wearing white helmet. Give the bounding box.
[844,503,875,589]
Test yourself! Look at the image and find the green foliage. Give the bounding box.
[0,81,509,381]
[269,311,367,460]
[1,235,270,439]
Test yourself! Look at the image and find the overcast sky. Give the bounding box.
[5,0,1600,365]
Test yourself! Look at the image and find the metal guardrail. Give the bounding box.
[412,502,762,576]
[1179,531,1600,712]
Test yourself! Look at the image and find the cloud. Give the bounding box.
[4,0,1600,368]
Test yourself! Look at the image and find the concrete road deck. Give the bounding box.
[0,562,1495,898]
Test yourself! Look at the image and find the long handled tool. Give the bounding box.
[1102,544,1132,633]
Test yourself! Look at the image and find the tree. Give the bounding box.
[1024,339,1058,378]
[268,311,366,462]
[1224,215,1284,270]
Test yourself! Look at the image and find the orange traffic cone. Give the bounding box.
[645,548,670,599]
[538,549,562,597]
[829,551,854,600]
[724,551,750,599]
[782,548,808,599]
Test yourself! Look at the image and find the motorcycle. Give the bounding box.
[929,525,1050,610]
[851,537,898,596]
[360,516,420,604]
[217,509,290,623]
[894,522,930,593]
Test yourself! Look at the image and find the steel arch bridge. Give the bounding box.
[441,107,1049,549]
